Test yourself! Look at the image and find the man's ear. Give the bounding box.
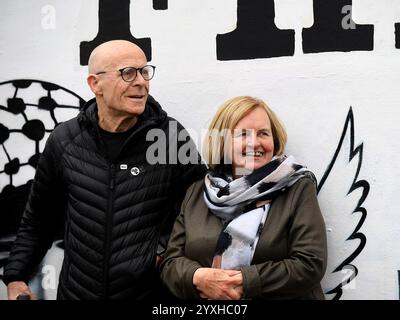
[87,74,102,95]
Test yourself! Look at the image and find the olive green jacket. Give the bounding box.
[160,177,327,300]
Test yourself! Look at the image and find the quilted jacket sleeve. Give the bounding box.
[3,132,65,285]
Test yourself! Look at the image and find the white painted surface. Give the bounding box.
[1,0,399,300]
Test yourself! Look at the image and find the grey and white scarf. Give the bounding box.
[204,155,316,269]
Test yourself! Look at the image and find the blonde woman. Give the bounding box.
[160,96,327,300]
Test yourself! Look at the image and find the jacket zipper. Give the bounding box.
[94,121,155,298]
[102,163,116,299]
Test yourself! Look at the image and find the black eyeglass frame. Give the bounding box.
[95,65,156,82]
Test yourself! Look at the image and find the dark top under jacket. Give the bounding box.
[3,95,206,300]
[160,178,327,300]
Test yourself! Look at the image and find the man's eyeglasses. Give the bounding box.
[95,65,156,82]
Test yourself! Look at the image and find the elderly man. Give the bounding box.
[3,40,205,300]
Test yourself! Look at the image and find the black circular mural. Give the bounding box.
[0,79,85,274]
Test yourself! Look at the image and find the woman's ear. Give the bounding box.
[87,74,102,95]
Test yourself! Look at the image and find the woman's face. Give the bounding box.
[231,107,274,177]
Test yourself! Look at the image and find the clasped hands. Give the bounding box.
[193,267,243,300]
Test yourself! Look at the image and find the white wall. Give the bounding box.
[1,0,400,300]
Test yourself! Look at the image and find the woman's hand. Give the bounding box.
[193,268,243,300]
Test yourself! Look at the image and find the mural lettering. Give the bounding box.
[153,0,168,10]
[80,0,153,65]
[302,0,374,53]
[80,0,400,63]
[216,0,295,60]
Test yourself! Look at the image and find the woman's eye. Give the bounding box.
[233,130,248,138]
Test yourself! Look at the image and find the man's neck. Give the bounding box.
[97,107,138,133]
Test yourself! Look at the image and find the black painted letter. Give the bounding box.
[153,0,168,10]
[302,0,374,53]
[80,0,152,65]
[396,23,400,49]
[216,0,294,60]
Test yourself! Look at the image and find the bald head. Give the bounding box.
[86,40,151,132]
[88,40,147,74]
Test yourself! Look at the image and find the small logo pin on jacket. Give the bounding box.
[131,167,140,176]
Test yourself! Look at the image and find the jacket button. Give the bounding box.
[131,167,140,176]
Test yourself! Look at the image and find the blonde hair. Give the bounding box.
[203,96,287,169]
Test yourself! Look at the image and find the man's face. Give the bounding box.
[96,49,149,117]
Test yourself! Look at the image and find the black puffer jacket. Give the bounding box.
[3,96,206,299]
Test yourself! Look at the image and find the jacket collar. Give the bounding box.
[77,94,168,131]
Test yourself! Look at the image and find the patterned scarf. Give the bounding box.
[204,155,316,269]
